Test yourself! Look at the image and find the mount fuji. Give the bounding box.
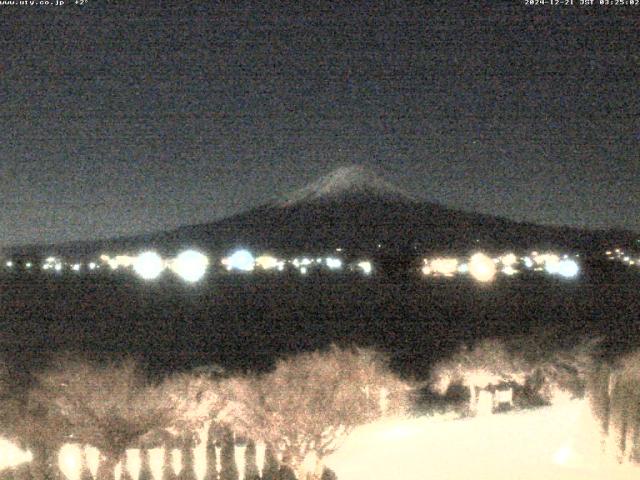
[5,166,633,259]
[276,165,420,207]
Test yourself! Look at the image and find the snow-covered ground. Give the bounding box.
[326,400,639,480]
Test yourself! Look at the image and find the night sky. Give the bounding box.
[2,1,639,247]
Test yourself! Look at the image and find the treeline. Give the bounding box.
[0,346,414,480]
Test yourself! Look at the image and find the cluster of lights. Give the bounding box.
[43,256,64,272]
[221,249,371,276]
[3,246,590,284]
[421,251,580,282]
[526,252,580,279]
[1,247,374,281]
[99,250,210,282]
[255,255,285,271]
[605,248,640,268]
[221,249,255,272]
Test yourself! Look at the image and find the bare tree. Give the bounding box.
[430,337,601,409]
[430,339,530,404]
[511,335,602,404]
[157,368,254,480]
[157,372,229,441]
[0,360,67,480]
[29,356,173,480]
[588,350,640,464]
[236,346,412,480]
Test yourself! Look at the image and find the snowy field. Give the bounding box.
[326,400,639,480]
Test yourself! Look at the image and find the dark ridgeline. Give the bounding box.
[0,166,638,379]
[3,166,635,260]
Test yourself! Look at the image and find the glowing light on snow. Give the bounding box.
[222,249,255,272]
[84,445,100,479]
[326,399,629,480]
[476,389,494,415]
[59,444,82,480]
[468,253,496,283]
[148,448,164,480]
[193,443,207,480]
[0,438,32,469]
[326,257,343,270]
[255,441,266,478]
[126,449,141,480]
[171,250,209,282]
[133,251,164,280]
[214,446,221,475]
[170,449,181,475]
[234,445,246,480]
[553,444,573,465]
[357,261,372,275]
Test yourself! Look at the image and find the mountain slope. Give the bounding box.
[3,166,635,258]
[277,165,420,207]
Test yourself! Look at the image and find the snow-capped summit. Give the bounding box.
[278,165,419,207]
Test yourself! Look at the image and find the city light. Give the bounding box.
[357,260,372,275]
[468,253,497,283]
[502,265,518,276]
[222,249,255,272]
[133,251,165,280]
[500,253,518,266]
[255,255,281,271]
[430,258,458,277]
[326,257,343,270]
[171,250,209,282]
[555,259,579,278]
